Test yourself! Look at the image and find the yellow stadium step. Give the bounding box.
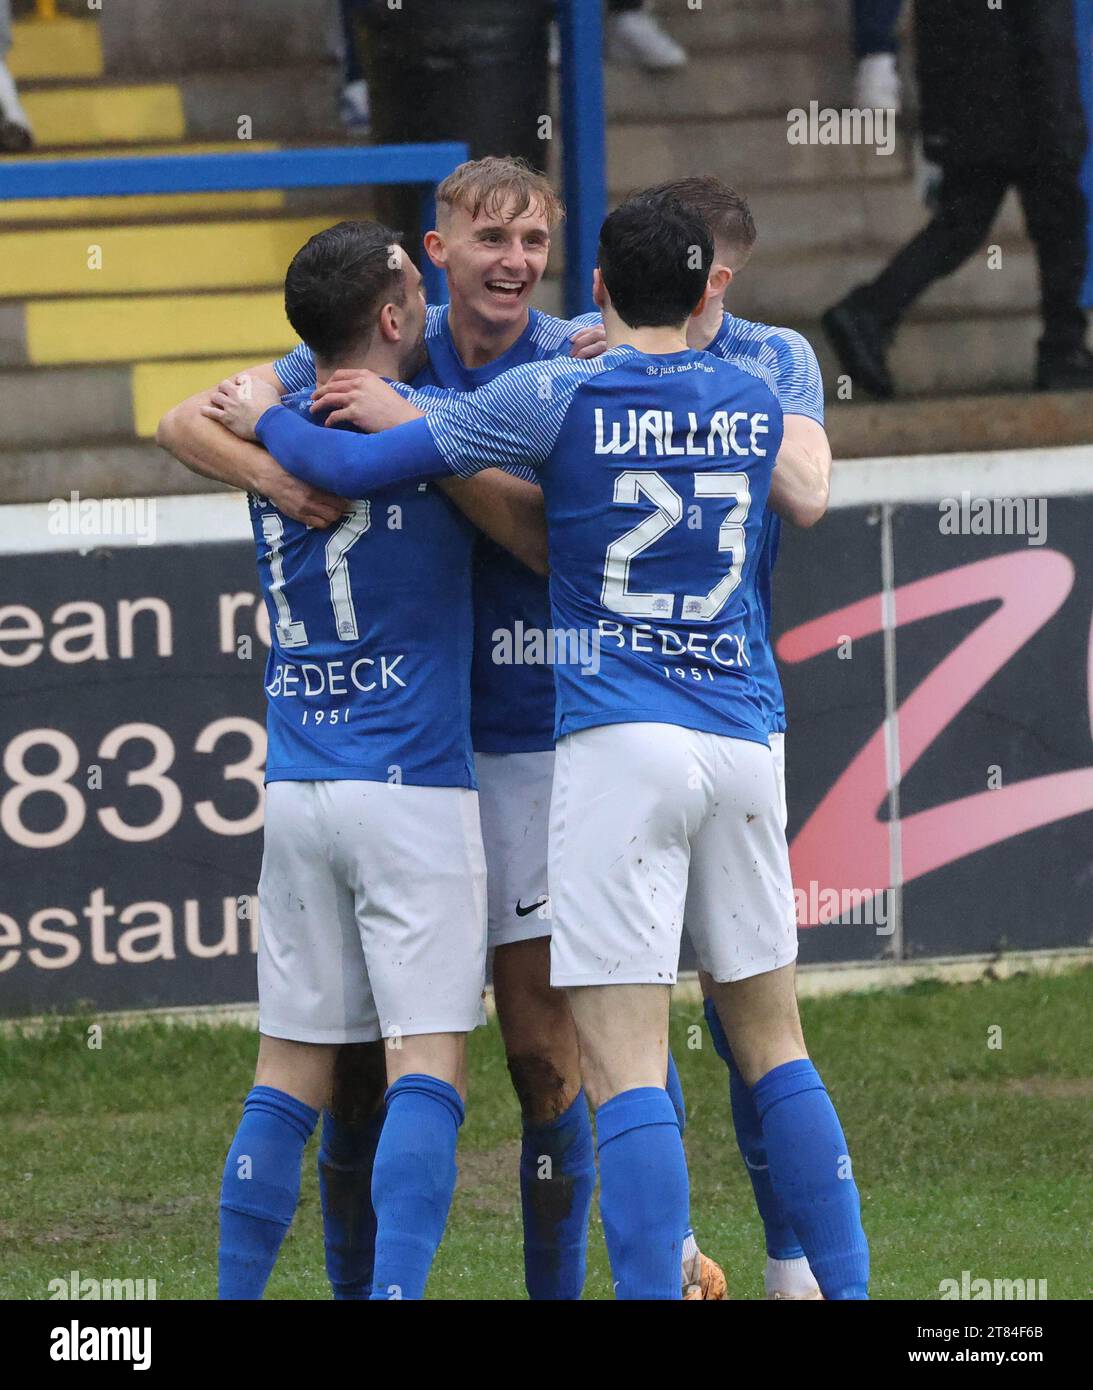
[15,140,280,160]
[26,292,293,365]
[0,142,287,222]
[0,215,332,297]
[9,18,103,81]
[21,83,185,148]
[132,357,282,439]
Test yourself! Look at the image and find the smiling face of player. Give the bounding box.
[437,196,552,329]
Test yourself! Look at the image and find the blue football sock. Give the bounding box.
[703,997,804,1260]
[752,1059,870,1299]
[318,1106,384,1299]
[218,1085,318,1299]
[520,1089,595,1300]
[369,1074,463,1301]
[596,1087,690,1300]
[664,1050,695,1244]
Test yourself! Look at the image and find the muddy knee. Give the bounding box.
[330,1040,388,1123]
[507,1050,578,1126]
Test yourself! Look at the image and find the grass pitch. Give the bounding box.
[2,969,1090,1300]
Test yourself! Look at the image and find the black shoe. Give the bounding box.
[821,293,895,400]
[0,117,33,154]
[1036,344,1093,391]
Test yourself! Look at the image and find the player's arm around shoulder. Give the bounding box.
[766,326,831,530]
[771,414,831,529]
[309,370,549,572]
[155,361,349,529]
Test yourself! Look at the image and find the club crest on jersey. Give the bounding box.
[594,408,770,458]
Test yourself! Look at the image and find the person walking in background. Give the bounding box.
[338,0,370,133]
[824,0,1092,397]
[606,0,686,71]
[0,0,33,152]
[853,0,903,112]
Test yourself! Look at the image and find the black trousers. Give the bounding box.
[857,161,1089,352]
[853,0,904,58]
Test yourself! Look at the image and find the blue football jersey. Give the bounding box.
[276,304,599,755]
[706,313,826,734]
[417,347,785,744]
[250,390,476,787]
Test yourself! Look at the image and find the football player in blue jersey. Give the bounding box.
[179,220,549,1301]
[651,175,833,1301]
[164,156,718,1301]
[207,193,871,1301]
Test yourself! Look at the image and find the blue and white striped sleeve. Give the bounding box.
[273,343,317,393]
[391,381,455,410]
[564,310,603,335]
[765,328,825,425]
[424,356,587,480]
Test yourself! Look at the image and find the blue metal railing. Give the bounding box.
[559,0,608,316]
[0,143,470,305]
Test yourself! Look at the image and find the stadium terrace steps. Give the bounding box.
[1,0,1087,510]
[730,243,1041,322]
[608,117,911,192]
[811,312,1046,398]
[97,0,339,77]
[18,70,338,149]
[738,184,1027,258]
[0,364,135,450]
[0,358,273,449]
[826,391,1093,460]
[22,293,294,368]
[604,47,855,121]
[0,217,335,298]
[0,442,232,506]
[654,0,851,51]
[8,17,103,81]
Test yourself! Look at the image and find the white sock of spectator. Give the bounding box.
[607,5,687,71]
[0,58,31,132]
[855,52,901,112]
[340,77,370,133]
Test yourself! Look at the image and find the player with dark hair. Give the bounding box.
[641,174,832,1299]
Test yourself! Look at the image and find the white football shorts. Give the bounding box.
[548,722,797,988]
[475,748,555,948]
[258,779,488,1044]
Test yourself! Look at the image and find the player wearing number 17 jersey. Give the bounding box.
[213,222,489,1304]
[232,194,870,1299]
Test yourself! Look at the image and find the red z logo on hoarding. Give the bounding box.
[777,551,1093,922]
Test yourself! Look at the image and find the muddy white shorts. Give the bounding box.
[475,748,555,948]
[258,779,488,1044]
[548,722,797,988]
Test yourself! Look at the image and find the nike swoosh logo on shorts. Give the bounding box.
[515,897,548,917]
